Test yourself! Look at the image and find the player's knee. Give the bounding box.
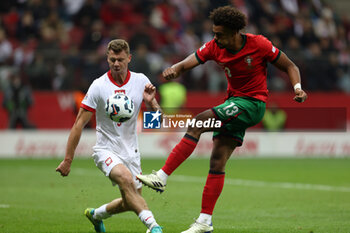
[118,174,135,188]
[110,170,135,190]
[187,110,216,136]
[187,124,203,137]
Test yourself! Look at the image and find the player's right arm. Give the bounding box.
[56,108,93,176]
[163,53,200,80]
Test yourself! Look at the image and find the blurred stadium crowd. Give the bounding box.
[0,0,350,93]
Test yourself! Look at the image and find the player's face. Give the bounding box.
[212,25,236,49]
[107,50,131,74]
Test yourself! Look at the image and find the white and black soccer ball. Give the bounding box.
[105,93,135,123]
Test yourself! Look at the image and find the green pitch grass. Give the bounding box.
[0,158,350,233]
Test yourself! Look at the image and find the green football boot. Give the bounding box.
[84,208,106,232]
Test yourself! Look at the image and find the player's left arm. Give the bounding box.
[272,52,308,103]
[143,83,162,113]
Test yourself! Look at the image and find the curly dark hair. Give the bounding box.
[209,6,247,32]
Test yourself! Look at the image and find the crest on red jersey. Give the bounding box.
[245,56,254,69]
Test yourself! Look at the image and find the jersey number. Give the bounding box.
[217,102,239,116]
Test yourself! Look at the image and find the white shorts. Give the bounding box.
[92,149,142,189]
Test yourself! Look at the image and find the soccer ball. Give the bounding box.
[105,93,134,123]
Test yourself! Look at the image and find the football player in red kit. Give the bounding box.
[137,5,307,233]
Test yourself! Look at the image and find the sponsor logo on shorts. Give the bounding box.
[105,157,113,166]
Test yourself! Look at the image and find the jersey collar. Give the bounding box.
[107,70,131,87]
[226,34,247,55]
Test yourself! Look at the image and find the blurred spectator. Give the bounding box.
[2,6,20,38]
[298,18,319,47]
[178,26,200,55]
[52,60,70,90]
[159,81,186,114]
[0,28,13,64]
[338,68,350,93]
[25,54,50,89]
[27,0,49,23]
[129,22,154,51]
[80,51,104,90]
[36,25,61,66]
[313,7,337,39]
[80,20,104,52]
[2,71,36,129]
[280,0,299,16]
[129,44,153,81]
[0,0,349,93]
[99,0,140,26]
[63,0,85,16]
[47,0,69,22]
[74,0,100,27]
[304,42,339,91]
[16,10,37,41]
[41,11,65,37]
[262,103,287,131]
[201,19,214,43]
[149,1,178,30]
[13,38,35,67]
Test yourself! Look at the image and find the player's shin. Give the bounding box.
[161,134,198,176]
[200,171,225,217]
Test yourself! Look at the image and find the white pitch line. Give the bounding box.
[72,168,350,193]
[0,204,10,208]
[171,175,350,193]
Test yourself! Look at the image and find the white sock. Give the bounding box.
[156,169,168,184]
[197,213,212,225]
[138,210,158,230]
[94,204,112,220]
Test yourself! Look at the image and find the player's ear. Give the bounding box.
[128,54,132,63]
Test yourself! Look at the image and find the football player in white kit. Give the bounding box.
[56,39,163,233]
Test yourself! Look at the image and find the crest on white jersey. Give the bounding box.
[115,90,125,94]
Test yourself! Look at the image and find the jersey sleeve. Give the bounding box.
[256,35,281,64]
[195,40,215,64]
[81,80,99,113]
[139,73,152,98]
[142,74,152,86]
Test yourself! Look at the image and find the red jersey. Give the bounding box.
[195,33,281,102]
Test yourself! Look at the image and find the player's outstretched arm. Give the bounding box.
[272,52,308,103]
[56,108,93,176]
[162,53,200,80]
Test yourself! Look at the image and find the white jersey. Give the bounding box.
[81,70,150,161]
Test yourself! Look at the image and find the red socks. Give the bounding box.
[161,134,198,175]
[201,172,225,215]
[161,133,225,215]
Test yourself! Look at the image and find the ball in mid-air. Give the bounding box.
[105,93,134,123]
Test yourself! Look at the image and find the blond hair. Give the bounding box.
[107,39,130,54]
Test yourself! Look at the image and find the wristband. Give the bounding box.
[294,83,301,91]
